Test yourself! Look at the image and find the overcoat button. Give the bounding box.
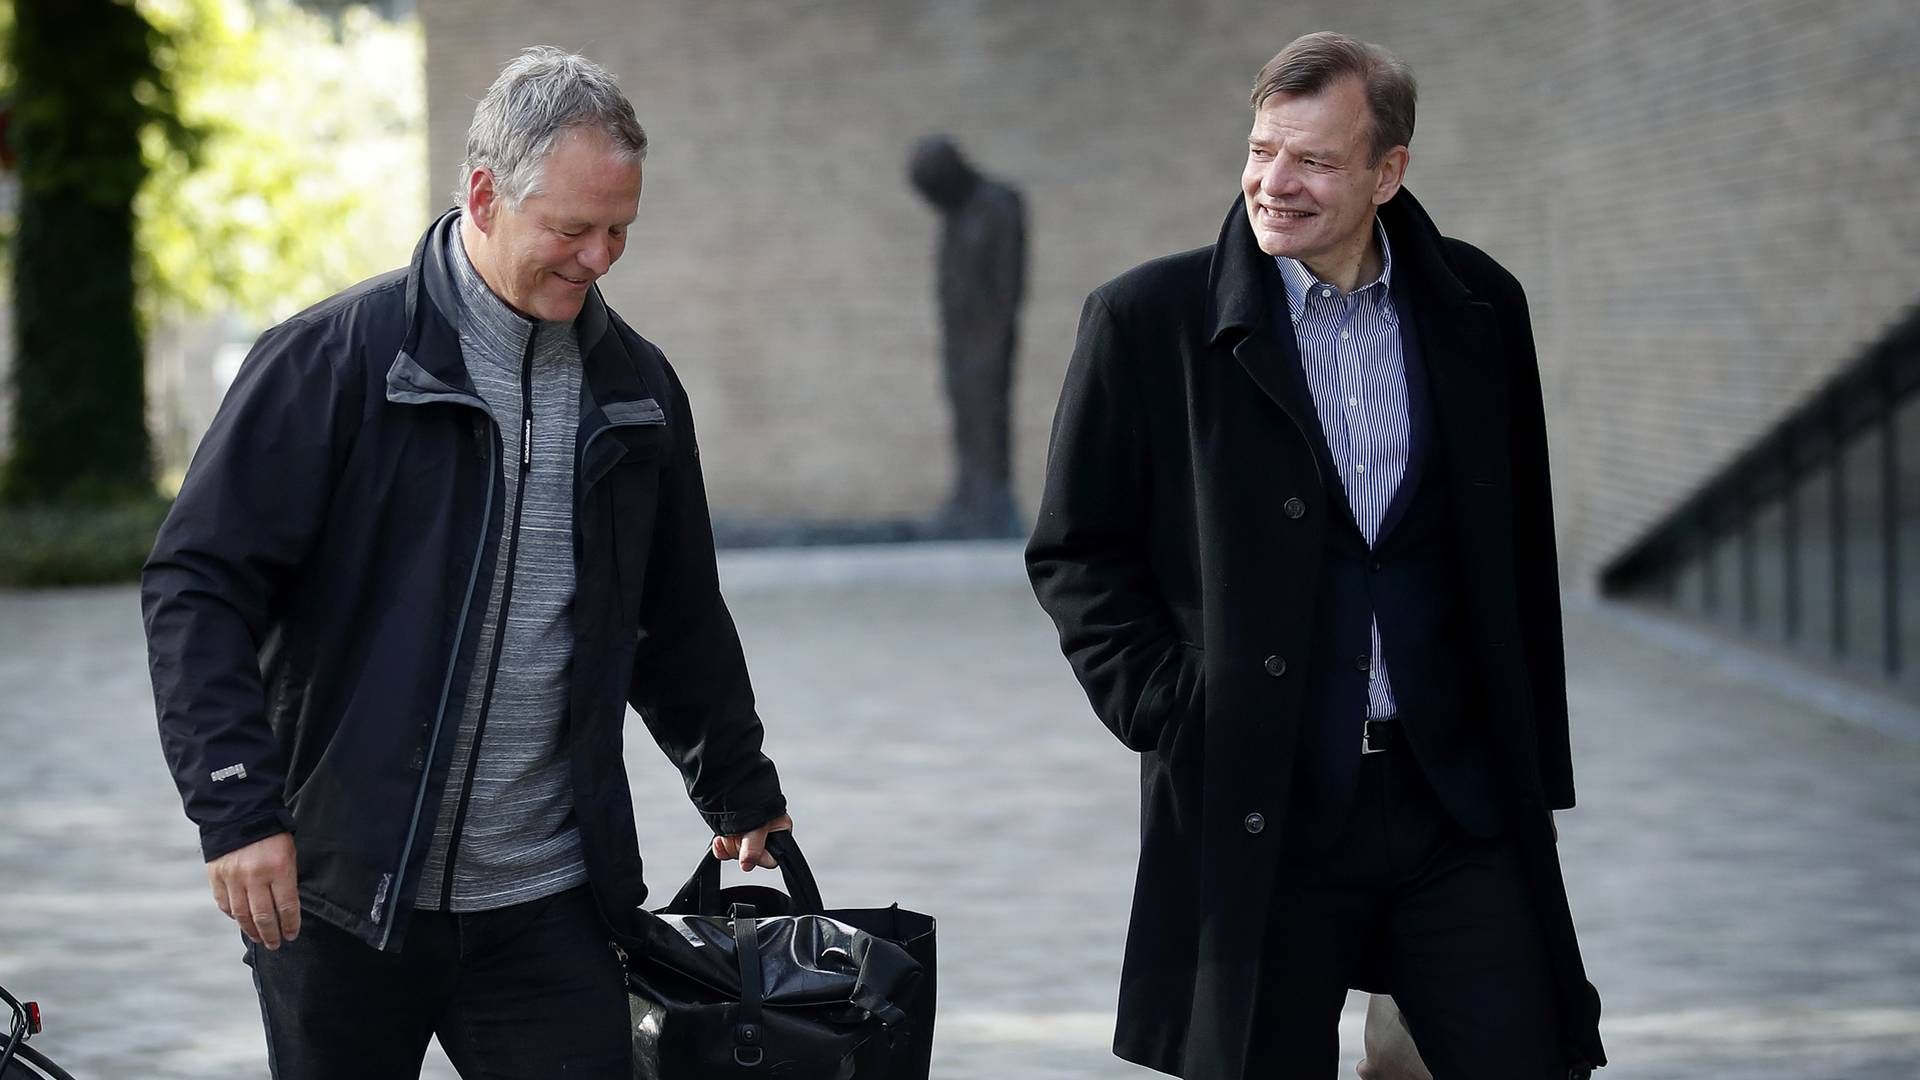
[1283,497,1307,520]
[1263,655,1287,677]
[1243,812,1266,835]
[1356,655,1371,672]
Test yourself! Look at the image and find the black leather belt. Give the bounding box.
[1361,716,1402,755]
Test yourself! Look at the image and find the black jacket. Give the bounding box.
[144,211,786,951]
[1027,190,1603,1078]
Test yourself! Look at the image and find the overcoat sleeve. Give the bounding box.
[142,319,355,861]
[1027,291,1202,753]
[1502,281,1575,810]
[627,365,786,836]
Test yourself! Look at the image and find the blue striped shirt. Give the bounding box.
[1276,220,1407,721]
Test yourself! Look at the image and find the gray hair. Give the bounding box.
[1250,32,1416,165]
[456,46,648,208]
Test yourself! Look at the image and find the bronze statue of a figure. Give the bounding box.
[909,135,1026,537]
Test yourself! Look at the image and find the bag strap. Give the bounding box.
[730,904,765,1068]
[666,830,827,915]
[763,830,824,912]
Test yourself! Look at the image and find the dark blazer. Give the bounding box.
[1026,190,1604,1079]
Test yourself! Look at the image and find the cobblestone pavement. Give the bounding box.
[1,542,1916,1079]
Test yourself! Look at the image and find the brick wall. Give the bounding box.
[420,0,1920,585]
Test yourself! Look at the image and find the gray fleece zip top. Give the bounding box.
[414,221,589,912]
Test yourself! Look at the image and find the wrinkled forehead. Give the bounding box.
[523,128,644,206]
[1247,80,1374,151]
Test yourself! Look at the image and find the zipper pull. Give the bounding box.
[523,417,532,468]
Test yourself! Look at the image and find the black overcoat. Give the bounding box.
[1026,189,1605,1079]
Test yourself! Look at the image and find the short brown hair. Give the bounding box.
[1250,31,1416,165]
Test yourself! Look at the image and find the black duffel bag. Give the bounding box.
[624,831,937,1079]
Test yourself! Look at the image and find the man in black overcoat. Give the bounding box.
[1026,31,1605,1080]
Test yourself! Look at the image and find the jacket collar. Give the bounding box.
[387,208,620,407]
[1203,187,1501,545]
[379,212,665,506]
[1205,187,1467,348]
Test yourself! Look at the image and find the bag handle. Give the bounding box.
[667,829,826,915]
[730,903,765,1068]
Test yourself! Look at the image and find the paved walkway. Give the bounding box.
[1,542,1915,1078]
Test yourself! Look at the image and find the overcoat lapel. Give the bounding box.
[1378,198,1512,523]
[1419,296,1510,494]
[1375,267,1430,542]
[1210,194,1515,514]
[1206,209,1344,521]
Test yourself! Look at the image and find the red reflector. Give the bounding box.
[24,1001,40,1035]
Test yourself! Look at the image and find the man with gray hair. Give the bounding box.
[144,47,791,1077]
[1029,30,1605,1078]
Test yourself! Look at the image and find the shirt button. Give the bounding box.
[1264,655,1288,677]
[1244,812,1267,835]
[1355,463,1366,473]
[1348,396,1359,408]
[1283,497,1306,520]
[1340,329,1351,340]
[1321,288,1333,298]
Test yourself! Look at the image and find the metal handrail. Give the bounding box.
[1599,301,1920,678]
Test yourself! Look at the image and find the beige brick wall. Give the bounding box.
[421,0,1920,586]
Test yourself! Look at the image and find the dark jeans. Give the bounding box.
[1254,749,1561,1079]
[244,884,630,1080]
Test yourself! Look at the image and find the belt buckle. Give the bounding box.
[1361,717,1389,755]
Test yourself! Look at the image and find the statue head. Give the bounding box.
[908,135,979,211]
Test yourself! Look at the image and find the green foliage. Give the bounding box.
[135,0,426,325]
[0,496,172,585]
[9,0,188,207]
[4,191,153,505]
[0,0,426,323]
[1,0,176,505]
[0,0,424,576]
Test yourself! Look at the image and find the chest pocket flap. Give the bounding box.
[582,397,669,491]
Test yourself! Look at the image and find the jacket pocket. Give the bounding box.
[581,399,670,493]
[1142,640,1204,755]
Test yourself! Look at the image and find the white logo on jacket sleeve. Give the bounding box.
[370,873,393,925]
[210,763,248,783]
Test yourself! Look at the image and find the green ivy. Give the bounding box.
[0,0,424,535]
[1,0,192,505]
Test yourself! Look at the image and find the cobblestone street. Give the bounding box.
[2,542,1916,1078]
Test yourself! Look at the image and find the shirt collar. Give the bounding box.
[1275,216,1395,324]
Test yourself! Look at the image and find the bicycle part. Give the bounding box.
[1,1042,77,1080]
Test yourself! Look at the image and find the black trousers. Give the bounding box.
[1253,748,1561,1079]
[244,884,630,1080]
